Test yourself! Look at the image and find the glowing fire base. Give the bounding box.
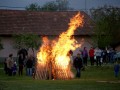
[35,61,73,80]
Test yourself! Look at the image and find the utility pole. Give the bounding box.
[85,0,87,14]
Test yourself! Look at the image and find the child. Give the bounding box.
[12,61,17,76]
[114,61,120,77]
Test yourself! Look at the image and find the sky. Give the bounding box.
[0,0,120,11]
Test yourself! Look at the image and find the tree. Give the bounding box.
[25,0,73,11]
[24,34,41,55]
[90,6,120,48]
[41,1,58,11]
[25,3,41,11]
[13,34,41,55]
[56,0,71,11]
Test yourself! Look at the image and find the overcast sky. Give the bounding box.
[0,0,120,10]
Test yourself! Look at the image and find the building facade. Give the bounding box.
[0,10,94,60]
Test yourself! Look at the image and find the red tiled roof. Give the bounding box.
[0,9,94,36]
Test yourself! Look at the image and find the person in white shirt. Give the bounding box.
[94,48,102,66]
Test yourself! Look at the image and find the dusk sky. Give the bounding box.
[0,0,120,10]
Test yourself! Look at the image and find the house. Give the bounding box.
[0,9,94,59]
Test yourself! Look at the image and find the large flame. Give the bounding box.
[36,12,84,80]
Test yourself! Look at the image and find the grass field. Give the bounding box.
[0,64,120,90]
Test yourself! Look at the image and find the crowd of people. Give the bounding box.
[70,46,120,78]
[4,54,17,76]
[79,46,117,67]
[3,47,120,78]
[3,49,36,77]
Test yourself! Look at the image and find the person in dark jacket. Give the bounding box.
[114,61,120,77]
[18,48,28,60]
[73,53,83,78]
[4,58,8,74]
[26,55,33,76]
[18,54,24,76]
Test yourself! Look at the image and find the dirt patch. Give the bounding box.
[96,80,120,83]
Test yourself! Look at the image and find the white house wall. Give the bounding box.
[0,37,18,57]
[0,36,93,58]
[73,36,92,56]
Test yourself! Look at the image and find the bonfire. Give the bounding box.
[35,12,84,80]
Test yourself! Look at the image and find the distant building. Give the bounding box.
[0,9,95,58]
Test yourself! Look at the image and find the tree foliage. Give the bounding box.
[26,3,41,11]
[25,0,72,11]
[90,6,120,48]
[41,1,58,11]
[56,0,70,11]
[13,34,41,54]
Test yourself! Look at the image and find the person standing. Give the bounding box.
[94,48,102,66]
[73,53,83,78]
[6,54,14,76]
[17,48,28,61]
[89,47,95,66]
[114,61,120,77]
[18,54,24,76]
[102,49,107,64]
[4,58,8,74]
[12,61,17,76]
[26,55,33,76]
[109,48,115,63]
[68,50,74,66]
[82,47,88,66]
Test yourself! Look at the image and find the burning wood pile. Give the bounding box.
[35,12,84,80]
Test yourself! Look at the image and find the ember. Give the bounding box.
[35,12,84,80]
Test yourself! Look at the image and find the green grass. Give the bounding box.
[0,65,120,90]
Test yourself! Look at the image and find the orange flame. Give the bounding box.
[36,12,84,80]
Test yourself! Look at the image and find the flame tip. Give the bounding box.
[36,12,84,79]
